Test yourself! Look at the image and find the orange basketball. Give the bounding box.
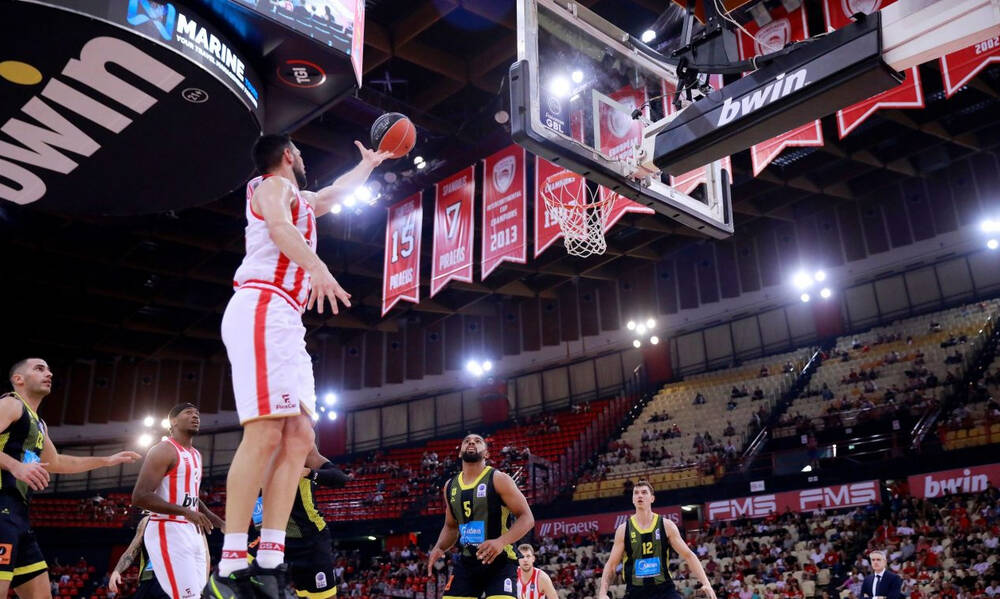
[371,112,416,159]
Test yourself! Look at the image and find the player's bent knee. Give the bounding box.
[282,417,315,454]
[243,419,284,453]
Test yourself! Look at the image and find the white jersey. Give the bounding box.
[517,567,542,599]
[150,438,202,523]
[232,175,317,311]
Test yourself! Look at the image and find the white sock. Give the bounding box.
[219,532,249,577]
[256,528,286,569]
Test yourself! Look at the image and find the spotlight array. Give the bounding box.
[626,317,658,347]
[465,359,494,378]
[791,269,833,303]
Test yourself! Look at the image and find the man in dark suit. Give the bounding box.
[862,550,904,599]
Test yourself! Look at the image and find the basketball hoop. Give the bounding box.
[539,171,616,258]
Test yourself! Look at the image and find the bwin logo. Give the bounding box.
[127,0,177,41]
[716,68,808,127]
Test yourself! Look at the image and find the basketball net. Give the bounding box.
[539,171,616,258]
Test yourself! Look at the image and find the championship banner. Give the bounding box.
[823,0,924,138]
[705,480,881,521]
[594,85,655,230]
[535,506,682,537]
[907,463,1000,498]
[736,4,824,176]
[482,145,527,279]
[382,193,422,316]
[940,37,1000,98]
[665,74,733,193]
[535,156,583,257]
[431,166,475,297]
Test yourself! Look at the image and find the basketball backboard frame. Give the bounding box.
[510,0,734,239]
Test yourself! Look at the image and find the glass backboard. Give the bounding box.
[510,0,733,238]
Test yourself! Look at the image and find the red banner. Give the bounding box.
[481,145,527,279]
[736,4,824,176]
[534,156,583,257]
[594,86,655,230]
[908,463,1000,499]
[535,506,682,537]
[940,37,1000,98]
[431,166,475,297]
[823,0,923,138]
[382,193,422,316]
[705,480,881,521]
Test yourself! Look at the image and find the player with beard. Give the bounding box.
[427,434,534,599]
[598,481,716,599]
[213,134,389,599]
[132,403,223,599]
[515,545,557,599]
[0,358,140,597]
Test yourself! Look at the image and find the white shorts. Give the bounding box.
[221,286,316,424]
[143,519,208,599]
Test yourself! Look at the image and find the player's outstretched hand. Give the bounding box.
[105,451,142,466]
[186,509,214,534]
[354,140,393,169]
[427,546,446,575]
[109,571,122,593]
[307,266,351,315]
[475,539,506,565]
[12,461,49,491]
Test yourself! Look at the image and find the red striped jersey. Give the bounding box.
[150,438,202,523]
[517,567,541,599]
[233,175,317,310]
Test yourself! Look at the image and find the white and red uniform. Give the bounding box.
[518,567,542,599]
[222,174,317,423]
[143,438,207,599]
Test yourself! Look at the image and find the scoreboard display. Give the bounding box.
[231,0,359,53]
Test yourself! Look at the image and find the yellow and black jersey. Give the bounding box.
[622,513,675,591]
[445,466,517,561]
[0,393,47,503]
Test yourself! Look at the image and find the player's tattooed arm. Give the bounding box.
[113,516,149,574]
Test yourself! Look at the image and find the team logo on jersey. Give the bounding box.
[493,156,516,193]
[476,483,487,498]
[754,18,791,56]
[504,578,513,593]
[315,572,328,589]
[654,528,661,540]
[842,0,882,16]
[451,487,458,498]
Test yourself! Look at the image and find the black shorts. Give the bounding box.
[0,494,47,587]
[625,585,683,599]
[286,529,337,599]
[134,577,171,599]
[442,556,517,599]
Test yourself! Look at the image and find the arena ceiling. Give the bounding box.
[3,0,1000,367]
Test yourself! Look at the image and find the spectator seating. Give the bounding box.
[775,300,999,439]
[575,347,812,500]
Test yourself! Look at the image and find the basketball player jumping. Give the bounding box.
[515,544,557,599]
[132,403,222,599]
[213,135,389,597]
[427,434,535,599]
[0,358,141,597]
[598,481,715,599]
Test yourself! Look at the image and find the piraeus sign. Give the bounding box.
[535,507,681,537]
[0,0,262,214]
[705,480,881,521]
